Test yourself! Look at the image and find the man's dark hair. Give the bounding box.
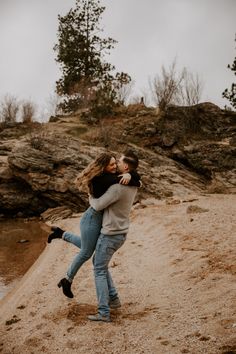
[123,149,139,171]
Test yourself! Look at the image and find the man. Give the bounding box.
[88,150,139,322]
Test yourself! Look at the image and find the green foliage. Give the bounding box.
[54,0,131,114]
[222,37,236,110]
[90,73,123,118]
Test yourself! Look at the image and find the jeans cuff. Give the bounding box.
[65,275,73,283]
[62,232,66,240]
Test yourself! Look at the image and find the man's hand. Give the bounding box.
[119,173,131,185]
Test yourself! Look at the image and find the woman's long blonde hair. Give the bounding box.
[75,152,115,194]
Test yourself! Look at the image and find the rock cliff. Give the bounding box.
[0,102,235,218]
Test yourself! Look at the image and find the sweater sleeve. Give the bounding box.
[92,172,141,198]
[128,171,141,187]
[89,185,121,211]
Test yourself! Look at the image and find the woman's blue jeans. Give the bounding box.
[63,207,103,282]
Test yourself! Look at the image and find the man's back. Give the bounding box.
[89,184,137,235]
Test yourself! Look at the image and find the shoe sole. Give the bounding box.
[88,315,111,322]
[110,304,121,309]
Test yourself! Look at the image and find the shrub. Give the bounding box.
[21,101,36,123]
[0,95,19,124]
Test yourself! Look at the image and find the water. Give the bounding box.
[0,219,50,299]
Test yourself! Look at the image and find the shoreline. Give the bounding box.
[0,242,54,319]
[0,217,76,319]
[0,218,49,300]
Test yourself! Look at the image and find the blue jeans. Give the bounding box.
[93,233,126,317]
[63,207,103,282]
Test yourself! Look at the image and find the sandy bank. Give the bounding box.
[0,194,236,354]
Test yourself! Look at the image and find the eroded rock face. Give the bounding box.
[121,103,236,191]
[0,136,98,217]
[0,181,43,216]
[0,133,205,217]
[0,102,235,217]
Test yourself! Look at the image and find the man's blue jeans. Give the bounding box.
[93,233,126,318]
[63,207,103,282]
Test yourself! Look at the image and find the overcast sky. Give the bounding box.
[0,0,235,120]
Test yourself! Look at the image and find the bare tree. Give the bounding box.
[0,94,20,124]
[178,70,204,105]
[150,60,185,111]
[21,100,36,123]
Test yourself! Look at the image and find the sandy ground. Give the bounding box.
[0,194,235,354]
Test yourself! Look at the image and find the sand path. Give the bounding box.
[0,194,235,354]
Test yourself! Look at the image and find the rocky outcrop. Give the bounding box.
[0,135,96,217]
[120,103,236,191]
[0,102,235,217]
[0,133,205,217]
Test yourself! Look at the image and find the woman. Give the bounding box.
[48,152,140,298]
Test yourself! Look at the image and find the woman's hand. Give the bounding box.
[119,173,131,185]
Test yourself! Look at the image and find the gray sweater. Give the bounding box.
[89,184,137,235]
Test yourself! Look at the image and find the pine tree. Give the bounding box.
[222,36,236,110]
[54,0,131,113]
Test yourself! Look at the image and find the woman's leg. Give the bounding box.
[65,207,103,282]
[63,232,81,248]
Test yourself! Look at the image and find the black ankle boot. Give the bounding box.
[47,226,65,243]
[57,278,74,298]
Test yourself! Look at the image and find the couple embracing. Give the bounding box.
[48,149,140,322]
